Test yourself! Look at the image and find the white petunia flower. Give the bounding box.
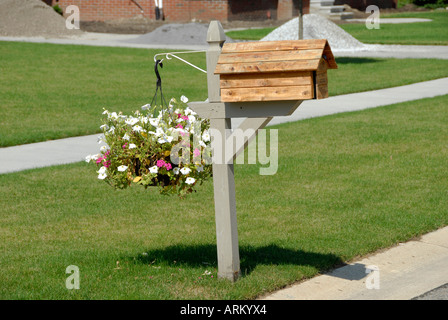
[97,135,105,144]
[98,173,107,180]
[184,107,196,116]
[196,165,204,172]
[125,117,139,126]
[173,167,180,175]
[132,125,145,133]
[149,166,158,174]
[188,115,196,123]
[85,154,98,163]
[141,104,151,110]
[100,124,109,130]
[100,145,108,152]
[97,166,107,175]
[117,165,128,172]
[123,133,130,141]
[185,177,195,185]
[155,127,164,137]
[180,167,191,175]
[102,110,109,115]
[202,130,210,142]
[140,116,148,124]
[129,143,137,149]
[181,95,189,103]
[157,135,174,144]
[109,112,118,120]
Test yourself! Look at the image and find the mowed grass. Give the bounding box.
[2,41,448,147]
[226,11,448,45]
[340,11,448,45]
[226,27,276,40]
[1,94,447,299]
[0,42,208,147]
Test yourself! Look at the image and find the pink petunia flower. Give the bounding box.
[156,159,166,168]
[193,148,201,157]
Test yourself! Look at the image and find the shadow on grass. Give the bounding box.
[335,57,383,64]
[129,244,343,277]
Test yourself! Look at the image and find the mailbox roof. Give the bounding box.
[215,39,337,75]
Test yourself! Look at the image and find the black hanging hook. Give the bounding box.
[151,59,168,110]
[155,59,163,87]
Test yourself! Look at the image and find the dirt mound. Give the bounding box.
[261,14,367,51]
[0,0,83,38]
[125,22,234,46]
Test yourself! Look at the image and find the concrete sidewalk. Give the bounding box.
[1,34,448,60]
[1,77,447,175]
[262,226,448,300]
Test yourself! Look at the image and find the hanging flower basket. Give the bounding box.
[86,96,213,197]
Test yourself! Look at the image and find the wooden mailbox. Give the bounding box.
[214,39,338,102]
[189,21,338,282]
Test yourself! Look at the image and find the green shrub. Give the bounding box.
[52,4,63,15]
[413,0,448,8]
[397,0,414,7]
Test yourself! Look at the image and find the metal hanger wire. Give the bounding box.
[153,50,207,74]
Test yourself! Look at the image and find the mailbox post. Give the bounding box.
[189,21,337,282]
[206,21,241,282]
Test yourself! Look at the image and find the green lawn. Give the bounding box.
[226,27,276,40]
[0,42,208,147]
[340,11,448,45]
[226,11,448,45]
[1,94,447,299]
[2,41,448,147]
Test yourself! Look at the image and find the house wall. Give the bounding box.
[46,0,309,22]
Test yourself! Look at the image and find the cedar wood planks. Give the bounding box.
[214,39,337,102]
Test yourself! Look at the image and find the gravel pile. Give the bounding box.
[125,22,234,46]
[0,0,83,38]
[261,14,368,51]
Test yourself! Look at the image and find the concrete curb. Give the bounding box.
[261,226,448,300]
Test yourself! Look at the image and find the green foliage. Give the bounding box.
[52,4,63,16]
[413,0,448,8]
